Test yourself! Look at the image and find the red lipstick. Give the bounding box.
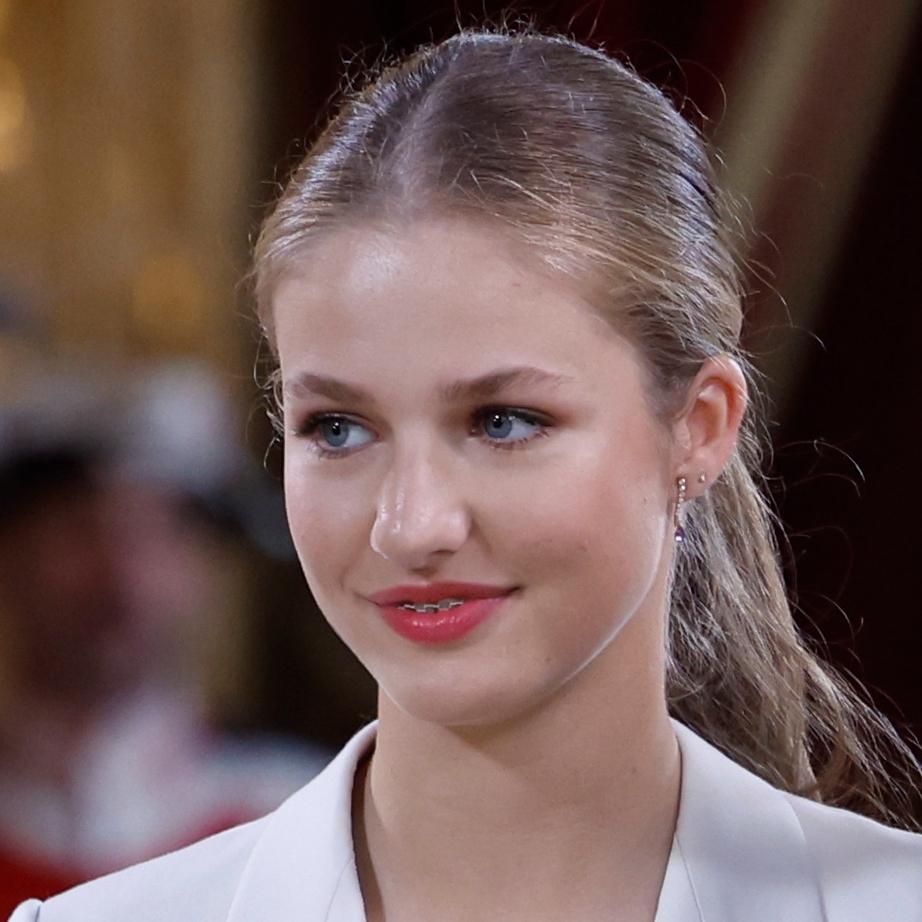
[368,582,517,645]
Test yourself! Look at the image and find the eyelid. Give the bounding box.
[292,411,372,439]
[473,406,550,436]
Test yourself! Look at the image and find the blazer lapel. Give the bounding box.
[668,721,827,922]
[225,723,376,922]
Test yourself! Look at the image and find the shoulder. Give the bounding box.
[784,792,922,919]
[7,721,377,922]
[8,818,267,922]
[671,720,922,921]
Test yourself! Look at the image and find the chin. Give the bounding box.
[377,660,566,731]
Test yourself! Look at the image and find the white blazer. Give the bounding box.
[10,720,922,921]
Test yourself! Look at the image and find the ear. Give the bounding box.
[670,355,747,498]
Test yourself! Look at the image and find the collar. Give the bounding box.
[226,720,826,922]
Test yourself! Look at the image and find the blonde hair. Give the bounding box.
[253,26,921,827]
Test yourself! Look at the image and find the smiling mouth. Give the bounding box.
[377,593,514,645]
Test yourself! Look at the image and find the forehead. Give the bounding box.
[270,217,636,392]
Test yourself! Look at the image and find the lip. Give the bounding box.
[367,582,518,646]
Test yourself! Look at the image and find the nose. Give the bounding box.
[369,439,470,569]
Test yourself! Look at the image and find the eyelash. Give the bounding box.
[295,407,551,459]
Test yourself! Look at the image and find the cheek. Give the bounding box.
[491,445,668,649]
[284,467,359,600]
[497,443,665,577]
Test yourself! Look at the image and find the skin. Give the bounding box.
[274,216,746,921]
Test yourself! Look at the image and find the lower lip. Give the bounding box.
[377,593,514,645]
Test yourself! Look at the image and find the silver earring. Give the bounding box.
[697,472,707,484]
[674,476,687,543]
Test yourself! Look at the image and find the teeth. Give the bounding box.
[397,598,466,613]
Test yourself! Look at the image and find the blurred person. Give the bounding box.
[0,359,330,914]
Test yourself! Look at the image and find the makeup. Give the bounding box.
[367,582,518,645]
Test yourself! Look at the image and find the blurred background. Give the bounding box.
[0,0,919,908]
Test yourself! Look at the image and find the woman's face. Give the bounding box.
[274,217,679,727]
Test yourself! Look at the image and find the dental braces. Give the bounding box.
[397,598,466,613]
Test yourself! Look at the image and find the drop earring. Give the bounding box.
[674,476,687,543]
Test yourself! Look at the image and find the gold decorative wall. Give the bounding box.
[0,0,259,371]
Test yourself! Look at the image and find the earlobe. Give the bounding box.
[674,356,747,497]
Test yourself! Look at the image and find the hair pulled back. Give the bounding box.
[254,26,920,827]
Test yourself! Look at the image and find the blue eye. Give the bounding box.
[299,416,373,456]
[475,408,548,449]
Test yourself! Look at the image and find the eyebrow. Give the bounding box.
[284,365,574,407]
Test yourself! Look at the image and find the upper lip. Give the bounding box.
[368,582,517,606]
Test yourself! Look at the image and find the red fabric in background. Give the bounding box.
[0,810,251,917]
[0,848,81,913]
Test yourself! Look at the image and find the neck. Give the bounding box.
[355,613,680,921]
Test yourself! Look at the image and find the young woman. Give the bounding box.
[12,26,922,922]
